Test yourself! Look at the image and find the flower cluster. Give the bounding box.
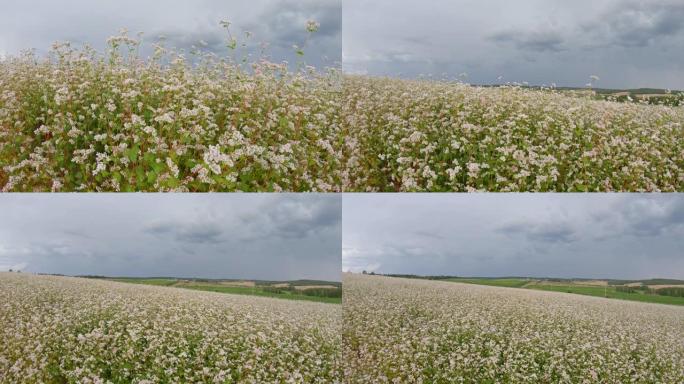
[0,273,342,383]
[343,274,684,383]
[0,30,342,192]
[341,76,684,192]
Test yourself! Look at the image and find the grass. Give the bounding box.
[108,277,342,304]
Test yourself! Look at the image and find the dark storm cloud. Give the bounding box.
[0,0,340,69]
[344,0,684,89]
[0,194,341,281]
[343,195,684,279]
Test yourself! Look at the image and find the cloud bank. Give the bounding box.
[0,0,341,69]
[343,0,684,89]
[0,194,341,281]
[343,194,684,279]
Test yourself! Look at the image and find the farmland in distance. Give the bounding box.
[422,276,684,306]
[97,276,342,304]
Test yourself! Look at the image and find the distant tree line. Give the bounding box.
[370,272,456,280]
[655,287,684,297]
[615,286,684,297]
[261,286,342,298]
[615,286,637,293]
[301,288,342,298]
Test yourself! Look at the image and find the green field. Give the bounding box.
[110,278,177,286]
[446,278,529,288]
[106,278,342,304]
[445,278,684,306]
[527,284,684,306]
[179,284,342,304]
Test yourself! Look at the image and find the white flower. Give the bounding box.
[306,20,320,33]
[166,157,179,178]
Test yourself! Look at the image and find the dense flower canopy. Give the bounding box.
[0,30,343,192]
[0,273,342,383]
[342,76,684,192]
[343,274,684,383]
[2,32,683,191]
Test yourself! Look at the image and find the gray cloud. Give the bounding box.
[489,30,565,53]
[145,221,225,244]
[588,0,684,48]
[0,0,341,69]
[0,194,341,281]
[343,194,684,279]
[498,221,576,243]
[617,197,684,237]
[270,196,341,238]
[344,0,684,89]
[413,230,446,240]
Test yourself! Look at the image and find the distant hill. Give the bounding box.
[374,273,684,305]
[607,278,684,286]
[379,273,684,285]
[77,275,341,285]
[480,84,683,95]
[73,275,343,303]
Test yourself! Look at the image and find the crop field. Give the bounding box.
[445,277,684,306]
[342,76,684,192]
[593,89,684,107]
[105,277,343,304]
[4,33,683,193]
[0,273,341,383]
[5,35,684,194]
[343,274,684,383]
[0,27,342,192]
[528,283,684,306]
[445,278,529,288]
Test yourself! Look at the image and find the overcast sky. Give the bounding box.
[0,194,341,281]
[344,0,684,89]
[0,0,341,68]
[343,194,684,280]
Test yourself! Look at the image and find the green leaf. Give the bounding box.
[147,171,157,184]
[112,172,122,183]
[151,162,163,174]
[126,144,140,162]
[143,152,155,164]
[136,167,145,185]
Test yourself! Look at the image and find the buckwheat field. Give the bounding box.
[342,76,684,192]
[343,274,684,383]
[0,24,342,192]
[0,273,341,383]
